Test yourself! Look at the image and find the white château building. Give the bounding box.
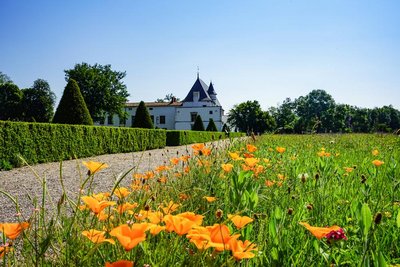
[98,75,225,130]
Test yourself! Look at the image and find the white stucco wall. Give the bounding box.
[175,106,223,130]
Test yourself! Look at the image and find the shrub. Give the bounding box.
[53,79,93,125]
[206,118,218,131]
[0,121,166,169]
[192,115,205,131]
[133,101,154,129]
[166,130,244,146]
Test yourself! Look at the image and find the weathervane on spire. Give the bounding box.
[197,66,199,79]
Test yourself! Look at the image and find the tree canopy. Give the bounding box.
[21,79,56,122]
[65,63,129,122]
[53,79,93,125]
[228,100,276,134]
[0,83,22,121]
[156,93,180,103]
[0,71,12,85]
[132,101,154,129]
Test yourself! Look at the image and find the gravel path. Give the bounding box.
[0,139,241,222]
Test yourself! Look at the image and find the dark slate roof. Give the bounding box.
[207,82,217,95]
[182,77,212,102]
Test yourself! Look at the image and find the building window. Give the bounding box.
[151,115,154,123]
[107,115,113,125]
[128,108,132,111]
[131,116,135,127]
[190,112,198,122]
[209,110,213,114]
[149,108,153,110]
[160,115,166,124]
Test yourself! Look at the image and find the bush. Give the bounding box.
[53,79,93,125]
[133,101,153,129]
[192,115,205,131]
[0,121,166,169]
[206,118,218,131]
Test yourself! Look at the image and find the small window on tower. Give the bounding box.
[209,111,213,114]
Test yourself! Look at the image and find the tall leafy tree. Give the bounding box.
[206,118,218,131]
[132,101,153,129]
[0,83,22,121]
[21,79,56,122]
[272,98,298,133]
[192,115,205,131]
[295,89,336,133]
[228,100,275,134]
[65,63,129,121]
[53,79,93,125]
[0,71,12,85]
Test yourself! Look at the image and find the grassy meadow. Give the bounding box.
[1,134,399,266]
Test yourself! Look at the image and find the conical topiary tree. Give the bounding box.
[206,118,218,131]
[133,101,154,129]
[53,79,93,125]
[192,114,205,131]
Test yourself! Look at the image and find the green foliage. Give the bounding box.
[0,121,166,169]
[53,79,93,125]
[20,79,56,122]
[65,63,129,121]
[192,115,205,131]
[0,82,23,121]
[132,101,154,129]
[205,118,218,131]
[228,100,276,134]
[166,130,244,146]
[0,71,12,84]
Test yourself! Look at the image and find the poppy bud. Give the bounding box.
[287,208,293,215]
[301,174,307,183]
[306,204,313,210]
[215,209,223,219]
[361,174,367,183]
[315,173,320,180]
[144,204,150,211]
[287,187,291,194]
[374,212,382,224]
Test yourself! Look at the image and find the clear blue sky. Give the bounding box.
[1,0,399,111]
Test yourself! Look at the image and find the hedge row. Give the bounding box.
[0,121,166,169]
[166,130,245,146]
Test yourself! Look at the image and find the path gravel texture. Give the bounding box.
[0,139,242,222]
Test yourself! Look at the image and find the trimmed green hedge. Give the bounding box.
[166,130,245,146]
[0,121,166,169]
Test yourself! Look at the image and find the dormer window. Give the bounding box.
[193,91,200,102]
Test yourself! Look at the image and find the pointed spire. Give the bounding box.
[197,66,199,79]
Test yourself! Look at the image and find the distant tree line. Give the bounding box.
[228,89,400,134]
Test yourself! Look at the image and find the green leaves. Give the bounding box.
[397,210,400,228]
[361,203,372,236]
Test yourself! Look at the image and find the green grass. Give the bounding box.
[1,134,399,266]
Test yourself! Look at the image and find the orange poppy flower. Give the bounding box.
[192,143,205,151]
[246,144,257,153]
[205,224,240,251]
[82,229,115,244]
[229,239,257,260]
[114,202,138,215]
[179,193,189,201]
[187,226,211,250]
[180,155,190,162]
[105,260,134,267]
[203,196,217,203]
[200,148,212,156]
[229,152,243,161]
[81,196,116,215]
[265,180,275,187]
[161,201,180,214]
[0,245,12,258]
[147,211,164,224]
[0,222,29,239]
[155,165,171,172]
[243,153,254,158]
[299,222,342,240]
[372,160,384,167]
[344,167,353,173]
[276,147,286,153]
[146,223,166,236]
[228,214,254,229]
[244,158,259,168]
[114,187,131,199]
[96,211,114,221]
[177,212,204,226]
[92,192,111,201]
[82,161,108,175]
[110,224,147,251]
[372,149,379,156]
[170,157,180,165]
[163,214,196,235]
[221,163,234,173]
